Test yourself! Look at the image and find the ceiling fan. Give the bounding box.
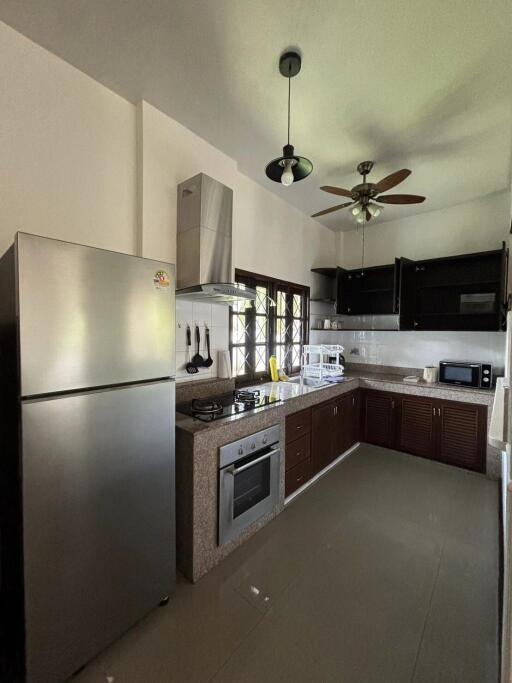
[312,161,426,222]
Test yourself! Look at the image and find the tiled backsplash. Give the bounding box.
[310,328,506,371]
[176,300,230,383]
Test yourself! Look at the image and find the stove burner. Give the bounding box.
[191,398,223,417]
[234,389,261,404]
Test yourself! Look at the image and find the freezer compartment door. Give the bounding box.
[21,381,175,683]
[17,233,175,396]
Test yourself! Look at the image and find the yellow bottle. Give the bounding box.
[269,356,279,382]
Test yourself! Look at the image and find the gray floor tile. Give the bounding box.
[72,445,500,683]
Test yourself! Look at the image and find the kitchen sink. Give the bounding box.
[287,376,330,388]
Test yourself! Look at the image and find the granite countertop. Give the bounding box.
[176,367,496,435]
[344,369,496,396]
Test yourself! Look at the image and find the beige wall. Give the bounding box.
[138,100,337,288]
[0,21,137,257]
[0,19,337,287]
[0,21,338,384]
[340,190,510,269]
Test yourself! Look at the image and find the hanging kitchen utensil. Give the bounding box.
[191,324,205,367]
[185,324,199,374]
[203,325,214,368]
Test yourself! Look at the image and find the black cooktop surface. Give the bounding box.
[176,389,282,422]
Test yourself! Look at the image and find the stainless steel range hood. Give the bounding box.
[176,173,256,304]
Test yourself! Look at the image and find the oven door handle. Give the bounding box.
[228,447,280,475]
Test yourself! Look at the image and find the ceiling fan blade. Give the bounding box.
[311,201,354,218]
[320,185,354,198]
[377,194,426,204]
[365,209,372,221]
[374,169,411,193]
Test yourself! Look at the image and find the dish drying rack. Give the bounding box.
[301,344,344,381]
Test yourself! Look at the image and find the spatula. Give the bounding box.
[185,325,199,374]
[203,325,214,368]
[191,324,205,367]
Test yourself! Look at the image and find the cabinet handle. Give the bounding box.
[296,425,303,430]
[391,400,395,409]
[432,407,435,416]
[352,397,355,407]
[438,408,441,417]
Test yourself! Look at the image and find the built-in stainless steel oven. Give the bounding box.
[218,425,280,546]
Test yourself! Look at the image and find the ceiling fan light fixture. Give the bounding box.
[350,204,362,216]
[265,51,313,186]
[355,213,366,224]
[367,203,383,217]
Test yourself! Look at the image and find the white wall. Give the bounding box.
[138,100,337,286]
[340,191,510,269]
[0,21,137,257]
[0,22,338,383]
[310,327,505,371]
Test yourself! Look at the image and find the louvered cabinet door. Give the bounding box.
[396,395,435,459]
[436,400,486,473]
[362,390,394,448]
[311,400,336,474]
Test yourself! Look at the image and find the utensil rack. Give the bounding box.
[301,344,344,381]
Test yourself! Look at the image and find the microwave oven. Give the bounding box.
[438,361,493,389]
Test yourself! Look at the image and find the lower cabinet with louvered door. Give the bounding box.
[361,390,395,448]
[436,400,486,473]
[361,389,487,473]
[396,395,436,459]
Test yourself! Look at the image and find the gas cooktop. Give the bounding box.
[176,389,282,422]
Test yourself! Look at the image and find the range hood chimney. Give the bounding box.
[176,174,256,304]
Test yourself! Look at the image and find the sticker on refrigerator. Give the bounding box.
[153,270,170,290]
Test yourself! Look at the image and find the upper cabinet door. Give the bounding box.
[398,257,416,330]
[501,240,509,329]
[17,233,175,396]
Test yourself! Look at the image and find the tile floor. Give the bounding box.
[74,444,500,683]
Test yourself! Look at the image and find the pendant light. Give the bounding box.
[265,51,313,186]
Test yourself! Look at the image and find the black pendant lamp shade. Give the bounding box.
[265,51,313,186]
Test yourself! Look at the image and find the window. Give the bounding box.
[230,270,309,382]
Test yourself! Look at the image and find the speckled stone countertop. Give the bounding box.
[175,368,499,583]
[176,369,495,435]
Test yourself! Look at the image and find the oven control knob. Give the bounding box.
[262,436,268,444]
[251,443,256,450]
[483,369,490,375]
[238,447,244,455]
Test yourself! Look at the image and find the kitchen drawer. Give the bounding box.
[286,408,311,443]
[285,459,311,497]
[285,433,311,471]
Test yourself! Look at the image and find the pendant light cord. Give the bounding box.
[287,63,291,145]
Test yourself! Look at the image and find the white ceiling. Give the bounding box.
[1,0,511,232]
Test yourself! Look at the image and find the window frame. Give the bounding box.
[229,269,310,384]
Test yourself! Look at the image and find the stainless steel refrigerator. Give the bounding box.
[0,233,176,683]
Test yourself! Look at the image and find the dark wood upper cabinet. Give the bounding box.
[398,256,416,330]
[411,244,508,331]
[312,244,508,331]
